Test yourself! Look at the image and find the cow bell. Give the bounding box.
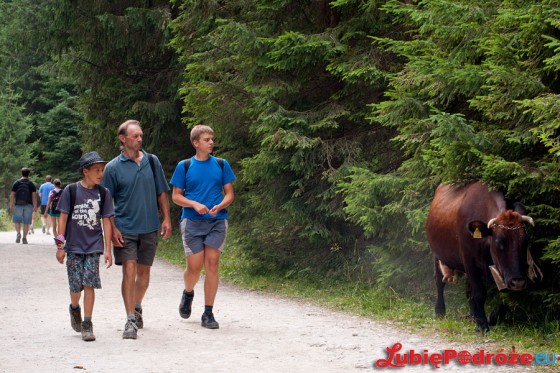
[489,265,507,291]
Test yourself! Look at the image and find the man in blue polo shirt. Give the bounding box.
[102,119,172,339]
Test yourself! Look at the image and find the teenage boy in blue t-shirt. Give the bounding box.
[170,124,236,329]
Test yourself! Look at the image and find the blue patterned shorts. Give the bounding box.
[66,252,102,293]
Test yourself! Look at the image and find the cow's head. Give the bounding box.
[468,208,534,291]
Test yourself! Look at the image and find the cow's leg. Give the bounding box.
[489,303,508,326]
[434,257,446,317]
[466,274,489,332]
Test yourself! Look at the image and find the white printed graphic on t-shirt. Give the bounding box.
[72,197,101,230]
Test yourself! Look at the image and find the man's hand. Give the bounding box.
[160,219,172,240]
[112,227,124,247]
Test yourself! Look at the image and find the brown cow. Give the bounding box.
[426,182,534,332]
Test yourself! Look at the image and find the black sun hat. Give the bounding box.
[78,151,108,171]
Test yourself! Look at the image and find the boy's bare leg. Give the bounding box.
[83,286,95,318]
[203,247,221,306]
[70,291,81,308]
[184,252,204,291]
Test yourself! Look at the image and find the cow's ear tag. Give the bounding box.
[473,227,482,239]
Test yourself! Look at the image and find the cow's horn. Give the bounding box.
[521,215,535,226]
[487,218,497,228]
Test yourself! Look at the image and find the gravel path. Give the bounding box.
[0,230,540,372]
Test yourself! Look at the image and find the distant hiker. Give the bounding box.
[9,167,37,244]
[38,175,55,234]
[46,179,63,237]
[102,119,172,339]
[55,151,114,342]
[170,124,236,329]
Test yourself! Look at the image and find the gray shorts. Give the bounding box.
[180,219,228,256]
[12,204,33,224]
[113,232,158,266]
[66,253,101,293]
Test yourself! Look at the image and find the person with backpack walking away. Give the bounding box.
[102,119,172,339]
[46,179,63,237]
[55,151,114,342]
[170,125,236,329]
[9,167,38,244]
[38,175,55,234]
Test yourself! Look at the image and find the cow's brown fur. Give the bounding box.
[426,182,530,332]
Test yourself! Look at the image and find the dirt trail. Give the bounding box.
[0,230,536,372]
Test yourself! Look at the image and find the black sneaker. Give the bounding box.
[122,319,138,339]
[16,233,21,243]
[135,306,143,329]
[69,305,82,332]
[81,321,96,341]
[179,290,194,319]
[201,312,219,329]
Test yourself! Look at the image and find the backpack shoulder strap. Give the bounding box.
[183,157,191,174]
[148,153,156,179]
[183,156,224,175]
[96,185,106,216]
[68,182,78,214]
[216,157,224,170]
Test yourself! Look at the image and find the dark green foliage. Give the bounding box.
[342,0,560,319]
[170,0,400,281]
[3,0,560,329]
[0,87,33,205]
[47,0,187,170]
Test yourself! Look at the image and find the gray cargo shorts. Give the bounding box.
[180,218,228,256]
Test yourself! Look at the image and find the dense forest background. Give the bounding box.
[1,0,559,323]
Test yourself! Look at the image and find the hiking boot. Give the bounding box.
[122,319,138,339]
[135,306,143,329]
[69,305,82,332]
[81,321,95,342]
[201,312,219,329]
[179,290,194,319]
[22,237,28,244]
[16,233,21,243]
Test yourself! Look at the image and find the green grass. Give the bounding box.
[158,229,560,359]
[0,208,42,232]
[0,209,11,231]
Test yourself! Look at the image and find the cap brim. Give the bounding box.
[78,160,108,171]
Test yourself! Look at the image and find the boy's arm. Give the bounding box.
[102,217,113,268]
[55,213,68,264]
[172,186,209,215]
[209,183,235,216]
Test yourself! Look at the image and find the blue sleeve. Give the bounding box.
[170,161,187,190]
[222,159,236,185]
